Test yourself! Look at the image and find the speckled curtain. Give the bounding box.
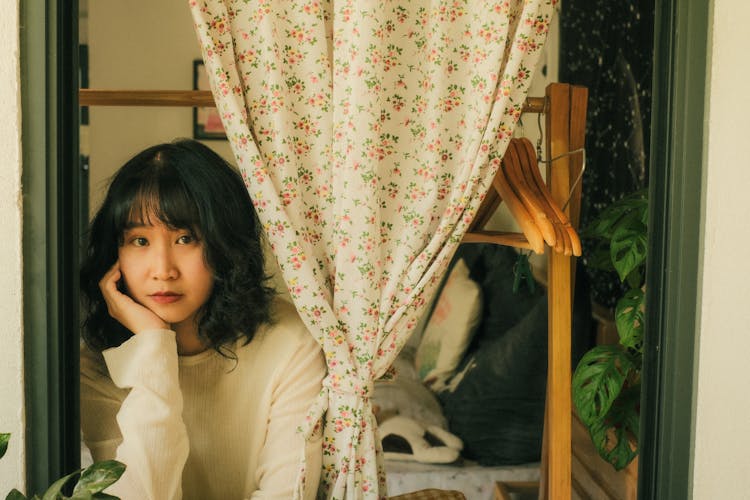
[190,1,555,498]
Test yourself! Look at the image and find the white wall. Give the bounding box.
[87,0,234,215]
[693,1,750,498]
[0,0,26,493]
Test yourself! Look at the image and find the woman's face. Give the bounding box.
[117,215,214,337]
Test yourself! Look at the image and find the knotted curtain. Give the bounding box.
[190,1,556,497]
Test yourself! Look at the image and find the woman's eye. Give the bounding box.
[131,237,148,247]
[176,234,195,245]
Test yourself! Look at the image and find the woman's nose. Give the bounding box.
[151,247,179,280]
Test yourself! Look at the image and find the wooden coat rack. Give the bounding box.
[462,83,588,500]
[79,82,588,500]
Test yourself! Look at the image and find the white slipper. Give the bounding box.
[379,416,462,464]
[424,424,463,451]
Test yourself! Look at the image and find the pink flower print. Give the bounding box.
[390,94,405,112]
[211,18,229,35]
[302,1,320,15]
[238,49,256,65]
[474,48,488,64]
[395,6,407,23]
[494,1,511,14]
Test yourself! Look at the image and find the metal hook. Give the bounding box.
[536,109,544,160]
[538,148,587,211]
[530,95,586,212]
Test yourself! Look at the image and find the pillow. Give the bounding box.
[438,295,548,465]
[415,258,482,389]
[435,244,593,466]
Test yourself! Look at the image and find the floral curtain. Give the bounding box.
[190,1,556,497]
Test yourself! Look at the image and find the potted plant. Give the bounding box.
[1,433,125,499]
[572,189,648,470]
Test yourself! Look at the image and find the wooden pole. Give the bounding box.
[543,83,573,500]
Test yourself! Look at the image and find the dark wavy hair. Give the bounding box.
[80,139,276,353]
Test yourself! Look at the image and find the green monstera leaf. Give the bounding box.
[616,287,646,353]
[587,383,641,470]
[572,345,638,428]
[581,189,648,242]
[6,489,27,500]
[610,214,648,284]
[0,433,9,460]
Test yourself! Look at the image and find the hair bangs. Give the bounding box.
[115,167,202,241]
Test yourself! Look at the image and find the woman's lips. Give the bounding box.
[149,292,182,304]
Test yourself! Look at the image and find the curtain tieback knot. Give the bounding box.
[323,372,374,400]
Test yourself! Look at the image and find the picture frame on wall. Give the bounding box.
[193,60,227,140]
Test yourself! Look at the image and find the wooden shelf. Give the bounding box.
[79,89,547,113]
[79,89,215,107]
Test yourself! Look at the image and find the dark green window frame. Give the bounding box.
[639,1,709,499]
[20,0,81,491]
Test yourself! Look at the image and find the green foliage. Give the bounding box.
[0,434,9,460]
[587,381,641,470]
[1,435,124,500]
[615,287,645,352]
[573,189,648,470]
[582,189,648,285]
[572,345,637,427]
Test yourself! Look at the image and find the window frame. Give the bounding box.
[21,0,707,496]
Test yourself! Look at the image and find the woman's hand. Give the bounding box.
[99,261,169,334]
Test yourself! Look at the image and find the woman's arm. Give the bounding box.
[81,330,189,500]
[251,332,326,499]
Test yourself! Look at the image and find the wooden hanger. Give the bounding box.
[463,154,546,254]
[463,137,582,257]
[514,138,581,256]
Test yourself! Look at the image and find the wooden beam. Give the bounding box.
[79,89,548,113]
[79,89,215,107]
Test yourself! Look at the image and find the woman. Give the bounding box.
[79,139,325,499]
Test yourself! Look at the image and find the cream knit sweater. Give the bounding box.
[80,299,326,500]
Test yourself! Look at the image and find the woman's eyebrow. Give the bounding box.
[123,221,152,230]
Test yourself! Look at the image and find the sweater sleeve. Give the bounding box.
[251,331,326,499]
[96,330,189,500]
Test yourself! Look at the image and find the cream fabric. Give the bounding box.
[189,1,556,497]
[415,259,482,390]
[80,300,326,500]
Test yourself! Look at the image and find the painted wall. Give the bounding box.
[0,0,26,493]
[87,0,234,215]
[692,1,750,497]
